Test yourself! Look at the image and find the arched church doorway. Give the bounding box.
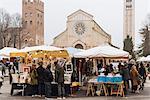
[74,44,84,49]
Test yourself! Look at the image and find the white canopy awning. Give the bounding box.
[65,47,85,57]
[74,44,129,58]
[0,47,18,57]
[10,45,69,58]
[137,55,150,62]
[17,45,65,53]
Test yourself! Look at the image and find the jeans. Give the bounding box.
[38,83,45,95]
[2,69,5,76]
[45,82,52,98]
[31,85,38,95]
[58,82,65,97]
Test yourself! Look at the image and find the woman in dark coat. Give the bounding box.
[44,63,53,98]
[55,60,65,99]
[139,62,147,83]
[37,61,45,97]
[29,64,38,97]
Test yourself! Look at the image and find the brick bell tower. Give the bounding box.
[22,0,44,47]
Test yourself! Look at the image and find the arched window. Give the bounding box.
[126,0,132,2]
[75,44,84,49]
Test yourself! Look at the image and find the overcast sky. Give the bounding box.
[0,0,149,48]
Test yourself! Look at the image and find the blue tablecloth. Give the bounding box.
[97,75,122,83]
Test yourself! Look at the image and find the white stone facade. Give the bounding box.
[53,10,111,49]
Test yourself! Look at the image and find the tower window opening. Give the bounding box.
[25,2,27,5]
[126,0,132,2]
[37,13,39,17]
[126,5,132,8]
[25,13,28,17]
[25,21,28,25]
[30,21,32,25]
[30,12,32,17]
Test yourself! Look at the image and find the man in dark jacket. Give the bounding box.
[139,62,146,83]
[44,63,53,98]
[37,61,45,97]
[55,60,65,99]
[13,59,18,71]
[120,65,130,95]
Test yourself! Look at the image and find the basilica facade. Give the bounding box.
[53,10,111,49]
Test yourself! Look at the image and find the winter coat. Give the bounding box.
[44,68,53,82]
[130,66,140,86]
[30,69,38,85]
[120,67,130,81]
[37,65,45,83]
[139,67,146,77]
[55,64,64,83]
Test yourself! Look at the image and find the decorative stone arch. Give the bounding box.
[75,44,84,49]
[73,40,86,49]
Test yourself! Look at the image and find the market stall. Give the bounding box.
[9,45,73,96]
[10,45,69,72]
[73,44,129,86]
[86,74,124,97]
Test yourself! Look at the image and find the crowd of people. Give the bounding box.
[97,60,150,95]
[0,58,67,100]
[0,57,150,98]
[28,59,66,99]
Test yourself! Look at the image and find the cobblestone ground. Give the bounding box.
[0,77,150,100]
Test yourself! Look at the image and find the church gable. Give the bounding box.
[92,20,111,39]
[54,30,67,40]
[67,9,93,21]
[53,9,112,49]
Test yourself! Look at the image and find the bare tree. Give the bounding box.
[0,8,11,48]
[0,8,27,49]
[11,13,29,49]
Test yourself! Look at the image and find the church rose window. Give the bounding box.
[74,22,85,35]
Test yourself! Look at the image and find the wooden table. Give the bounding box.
[86,81,124,97]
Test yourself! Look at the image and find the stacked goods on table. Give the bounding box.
[11,72,29,83]
[97,73,106,82]
[97,73,122,83]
